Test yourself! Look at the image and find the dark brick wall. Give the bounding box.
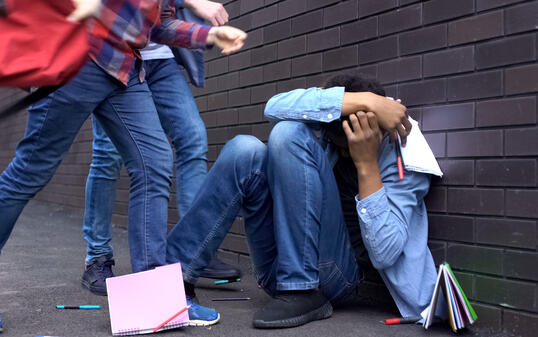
[1,0,537,335]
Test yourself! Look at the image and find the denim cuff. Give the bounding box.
[355,187,388,225]
[354,187,388,251]
[318,86,344,122]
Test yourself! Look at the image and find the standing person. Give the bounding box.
[0,0,246,323]
[81,0,241,317]
[164,74,444,328]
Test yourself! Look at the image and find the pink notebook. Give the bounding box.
[106,263,189,336]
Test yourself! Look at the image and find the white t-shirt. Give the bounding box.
[140,42,174,60]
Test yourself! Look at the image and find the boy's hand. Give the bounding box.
[342,111,383,170]
[343,111,384,199]
[342,92,411,145]
[363,93,411,145]
[183,0,229,26]
[68,0,102,22]
[207,26,247,54]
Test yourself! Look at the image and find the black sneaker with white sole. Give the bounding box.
[252,289,333,329]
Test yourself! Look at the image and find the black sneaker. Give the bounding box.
[81,256,115,296]
[252,289,333,329]
[199,257,242,280]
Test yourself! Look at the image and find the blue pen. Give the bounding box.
[56,305,100,310]
[214,278,241,285]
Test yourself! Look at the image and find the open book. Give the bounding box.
[106,263,189,336]
[423,262,477,332]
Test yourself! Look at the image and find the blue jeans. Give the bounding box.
[0,60,173,273]
[167,128,360,303]
[83,58,208,263]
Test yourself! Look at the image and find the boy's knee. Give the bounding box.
[224,135,266,159]
[268,121,311,154]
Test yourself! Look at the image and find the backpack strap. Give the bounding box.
[0,86,61,120]
[0,0,7,17]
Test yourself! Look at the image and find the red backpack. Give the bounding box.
[0,0,88,88]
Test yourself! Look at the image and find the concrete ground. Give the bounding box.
[0,201,497,337]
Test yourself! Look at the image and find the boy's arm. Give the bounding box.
[342,92,411,145]
[265,87,411,143]
[152,0,245,54]
[343,112,429,269]
[264,87,345,123]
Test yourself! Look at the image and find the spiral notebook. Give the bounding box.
[106,263,189,336]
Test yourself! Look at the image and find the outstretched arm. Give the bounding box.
[152,0,246,54]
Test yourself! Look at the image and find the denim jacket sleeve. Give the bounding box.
[264,87,345,124]
[354,141,430,270]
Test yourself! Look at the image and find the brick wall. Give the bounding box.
[1,0,537,335]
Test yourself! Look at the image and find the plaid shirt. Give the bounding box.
[86,0,211,85]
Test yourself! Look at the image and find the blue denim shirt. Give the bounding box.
[265,87,445,318]
[172,0,205,87]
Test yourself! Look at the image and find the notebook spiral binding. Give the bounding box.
[113,321,189,336]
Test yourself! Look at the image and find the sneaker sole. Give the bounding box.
[81,279,107,296]
[188,313,221,327]
[252,301,333,329]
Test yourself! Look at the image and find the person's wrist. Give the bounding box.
[206,27,216,44]
[355,160,379,175]
[357,92,374,112]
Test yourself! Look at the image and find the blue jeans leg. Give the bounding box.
[0,60,172,273]
[267,121,360,302]
[93,80,173,273]
[82,117,123,263]
[166,135,276,285]
[0,61,115,252]
[144,58,208,217]
[83,58,207,264]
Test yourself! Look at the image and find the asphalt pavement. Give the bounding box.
[0,200,499,337]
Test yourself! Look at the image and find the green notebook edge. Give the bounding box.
[444,262,478,321]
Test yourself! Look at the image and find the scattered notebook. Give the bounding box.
[400,117,443,178]
[106,263,189,336]
[423,262,477,332]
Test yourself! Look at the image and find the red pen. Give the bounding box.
[395,141,404,180]
[384,316,421,325]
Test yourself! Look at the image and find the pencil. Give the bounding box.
[152,305,191,333]
[211,297,251,301]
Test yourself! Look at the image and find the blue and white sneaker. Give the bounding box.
[186,296,220,326]
[0,316,3,332]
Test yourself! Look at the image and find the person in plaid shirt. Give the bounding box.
[0,0,246,324]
